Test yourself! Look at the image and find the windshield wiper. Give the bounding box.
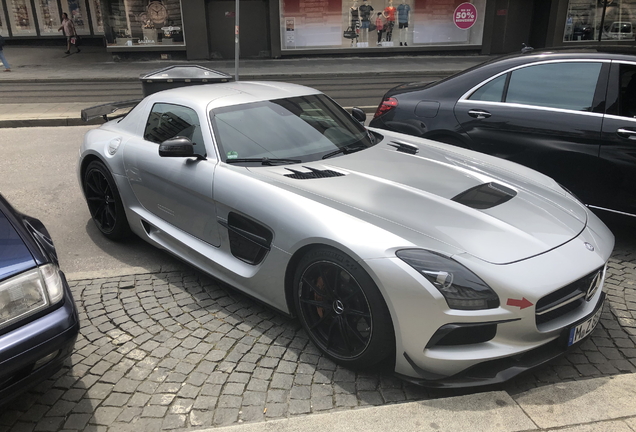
[321,144,367,160]
[225,158,301,166]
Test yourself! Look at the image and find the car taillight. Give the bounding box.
[374,97,398,118]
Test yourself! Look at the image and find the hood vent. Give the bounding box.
[284,167,345,180]
[452,182,517,210]
[388,141,419,155]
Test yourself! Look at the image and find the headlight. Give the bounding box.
[0,264,64,330]
[396,249,499,310]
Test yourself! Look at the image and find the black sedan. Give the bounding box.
[370,49,636,218]
[0,194,79,406]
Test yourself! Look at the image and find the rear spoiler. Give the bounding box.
[81,99,142,122]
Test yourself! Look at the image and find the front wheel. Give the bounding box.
[293,247,395,369]
[83,160,131,240]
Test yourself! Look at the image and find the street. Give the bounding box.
[0,126,184,280]
[0,74,448,108]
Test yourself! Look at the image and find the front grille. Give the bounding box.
[535,267,603,326]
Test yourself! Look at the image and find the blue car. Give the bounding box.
[0,193,79,406]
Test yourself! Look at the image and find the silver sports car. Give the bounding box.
[78,81,614,387]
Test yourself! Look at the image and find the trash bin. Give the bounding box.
[139,65,233,97]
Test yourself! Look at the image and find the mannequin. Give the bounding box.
[359,0,374,47]
[349,0,360,46]
[397,0,410,46]
[383,0,396,44]
[375,12,384,45]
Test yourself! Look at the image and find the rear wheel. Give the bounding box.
[293,247,394,368]
[83,161,131,240]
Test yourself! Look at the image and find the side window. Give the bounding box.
[505,62,602,112]
[618,63,636,118]
[469,74,507,102]
[144,103,206,156]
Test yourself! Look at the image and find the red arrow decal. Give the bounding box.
[506,297,533,310]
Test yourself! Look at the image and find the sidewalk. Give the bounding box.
[204,373,636,432]
[0,45,491,128]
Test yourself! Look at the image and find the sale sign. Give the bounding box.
[454,2,477,30]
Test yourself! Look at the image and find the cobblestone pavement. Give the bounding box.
[1,228,635,431]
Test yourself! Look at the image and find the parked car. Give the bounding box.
[79,81,614,387]
[369,49,636,218]
[605,22,634,40]
[0,194,79,405]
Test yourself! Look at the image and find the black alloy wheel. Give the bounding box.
[83,161,131,240]
[293,247,394,368]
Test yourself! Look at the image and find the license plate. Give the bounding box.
[568,304,603,346]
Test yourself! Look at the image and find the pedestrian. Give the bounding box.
[0,34,10,72]
[58,12,80,54]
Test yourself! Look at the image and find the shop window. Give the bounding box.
[102,0,184,48]
[60,0,90,35]
[280,0,485,51]
[88,0,105,33]
[564,0,635,42]
[34,0,62,36]
[505,62,602,112]
[8,0,37,35]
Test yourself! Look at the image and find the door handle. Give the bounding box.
[468,109,492,119]
[617,128,636,139]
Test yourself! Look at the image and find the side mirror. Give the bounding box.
[351,107,366,124]
[158,136,195,158]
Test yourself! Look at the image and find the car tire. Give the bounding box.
[83,160,131,240]
[293,246,395,369]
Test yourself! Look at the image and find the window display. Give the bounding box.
[35,0,62,35]
[564,0,636,42]
[9,0,36,35]
[88,0,105,33]
[64,0,90,35]
[280,0,484,50]
[101,0,184,47]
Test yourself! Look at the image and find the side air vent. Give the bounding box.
[284,167,345,179]
[219,213,273,265]
[388,141,419,155]
[452,182,517,210]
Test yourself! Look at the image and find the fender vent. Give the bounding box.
[388,141,419,155]
[219,213,272,265]
[452,182,517,210]
[284,167,345,179]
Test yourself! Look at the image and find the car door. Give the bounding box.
[597,60,636,216]
[123,102,221,246]
[453,60,609,205]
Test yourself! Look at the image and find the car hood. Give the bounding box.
[248,139,588,265]
[0,209,37,281]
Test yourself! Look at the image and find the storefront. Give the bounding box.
[3,1,632,59]
[280,0,486,52]
[100,0,185,51]
[562,0,636,43]
[0,0,103,37]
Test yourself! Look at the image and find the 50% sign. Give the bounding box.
[453,2,477,30]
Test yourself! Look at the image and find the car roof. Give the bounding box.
[145,81,323,111]
[494,47,636,65]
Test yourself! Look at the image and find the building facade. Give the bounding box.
[1,0,635,59]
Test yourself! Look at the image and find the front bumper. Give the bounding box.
[0,275,79,406]
[364,216,613,387]
[397,291,605,388]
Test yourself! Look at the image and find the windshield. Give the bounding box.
[210,94,375,165]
